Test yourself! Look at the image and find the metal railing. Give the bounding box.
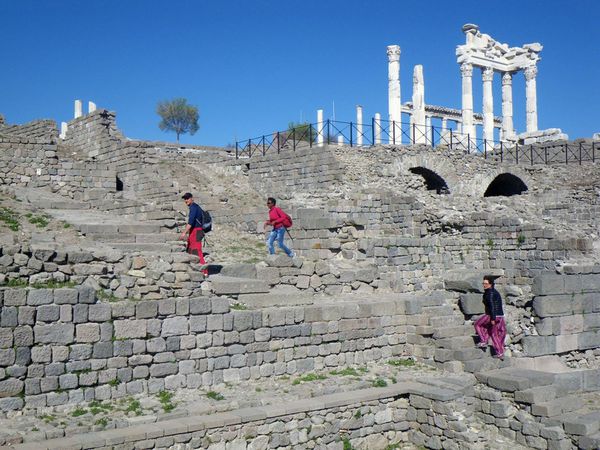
[235,119,596,165]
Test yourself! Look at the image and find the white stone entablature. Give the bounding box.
[456,23,542,72]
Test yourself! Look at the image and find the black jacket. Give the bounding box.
[483,287,504,320]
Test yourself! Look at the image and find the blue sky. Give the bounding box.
[1,0,598,146]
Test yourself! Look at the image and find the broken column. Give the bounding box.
[74,100,82,119]
[60,122,68,139]
[412,65,426,144]
[317,109,324,147]
[525,64,538,132]
[356,105,363,146]
[482,67,494,142]
[88,101,97,113]
[374,113,381,145]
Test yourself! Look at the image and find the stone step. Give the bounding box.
[103,243,178,253]
[580,431,600,449]
[463,357,508,373]
[531,395,585,418]
[209,276,270,295]
[434,335,475,350]
[432,324,473,339]
[429,315,463,328]
[558,410,600,437]
[514,385,559,404]
[475,368,556,392]
[451,347,487,362]
[78,223,163,234]
[422,305,454,316]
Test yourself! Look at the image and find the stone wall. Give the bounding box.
[522,268,600,356]
[61,110,124,161]
[0,119,58,141]
[0,287,415,412]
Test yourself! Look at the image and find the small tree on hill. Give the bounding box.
[157,98,199,142]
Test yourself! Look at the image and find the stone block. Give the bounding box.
[459,293,485,315]
[532,295,573,318]
[34,323,75,344]
[136,301,158,319]
[579,331,600,350]
[161,317,188,336]
[189,297,211,314]
[27,289,53,306]
[4,289,26,306]
[37,305,60,322]
[76,285,96,304]
[76,323,100,343]
[114,320,147,339]
[555,334,578,353]
[54,288,78,305]
[533,275,565,296]
[88,304,111,322]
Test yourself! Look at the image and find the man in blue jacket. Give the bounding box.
[474,275,506,359]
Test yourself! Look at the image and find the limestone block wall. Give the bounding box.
[0,137,59,188]
[522,268,600,356]
[0,119,58,141]
[61,109,124,161]
[0,244,203,300]
[0,290,411,411]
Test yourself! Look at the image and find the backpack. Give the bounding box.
[202,210,212,233]
[279,209,293,229]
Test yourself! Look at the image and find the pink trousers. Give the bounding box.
[474,315,506,357]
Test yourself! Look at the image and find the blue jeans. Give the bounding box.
[267,227,293,256]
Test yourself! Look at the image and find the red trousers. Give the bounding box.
[187,228,208,275]
[474,315,506,357]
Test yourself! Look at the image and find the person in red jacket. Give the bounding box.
[263,197,294,257]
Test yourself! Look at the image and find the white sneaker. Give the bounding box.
[289,252,295,258]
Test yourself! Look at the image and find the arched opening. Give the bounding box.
[116,176,123,191]
[409,167,450,194]
[484,173,527,197]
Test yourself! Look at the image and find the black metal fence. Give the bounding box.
[235,119,597,165]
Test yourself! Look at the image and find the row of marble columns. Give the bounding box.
[461,63,538,142]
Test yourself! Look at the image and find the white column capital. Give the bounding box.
[482,67,494,82]
[502,72,513,85]
[460,62,473,77]
[386,45,401,61]
[524,65,538,81]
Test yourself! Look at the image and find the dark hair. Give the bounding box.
[181,192,193,200]
[483,275,495,286]
[267,197,276,205]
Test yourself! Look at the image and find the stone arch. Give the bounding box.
[484,173,528,197]
[409,167,450,194]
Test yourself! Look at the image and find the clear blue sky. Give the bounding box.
[1,0,598,146]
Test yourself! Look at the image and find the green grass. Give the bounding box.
[95,417,108,427]
[126,399,142,415]
[230,302,248,310]
[342,436,353,450]
[372,378,388,388]
[96,290,121,303]
[0,207,20,231]
[517,234,526,246]
[63,222,71,228]
[206,391,224,401]
[31,280,76,289]
[292,373,328,385]
[71,408,88,417]
[157,390,176,412]
[40,414,55,422]
[329,367,361,377]
[3,278,28,287]
[387,358,415,367]
[108,379,120,387]
[28,215,50,228]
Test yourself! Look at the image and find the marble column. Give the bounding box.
[356,105,363,146]
[441,118,447,133]
[412,65,426,144]
[74,100,82,119]
[525,64,538,132]
[387,45,402,133]
[482,67,494,142]
[317,109,324,147]
[374,113,381,145]
[60,122,68,139]
[337,135,344,146]
[425,116,432,144]
[501,72,514,139]
[460,63,475,140]
[88,101,97,113]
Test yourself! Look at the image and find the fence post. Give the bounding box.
[593,142,596,162]
[530,145,533,165]
[450,129,453,148]
[292,128,296,152]
[327,120,331,145]
[484,139,487,159]
[431,125,435,147]
[515,142,518,164]
[371,117,375,146]
[235,141,239,159]
[565,143,568,165]
[392,121,396,145]
[276,132,280,154]
[262,136,266,156]
[412,123,415,144]
[500,141,503,163]
[467,134,470,153]
[248,138,252,158]
[544,146,547,164]
[350,122,353,147]
[579,141,582,164]
[309,124,313,148]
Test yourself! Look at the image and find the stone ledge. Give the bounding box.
[2,379,459,450]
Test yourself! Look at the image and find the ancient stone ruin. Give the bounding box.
[1,26,600,450]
